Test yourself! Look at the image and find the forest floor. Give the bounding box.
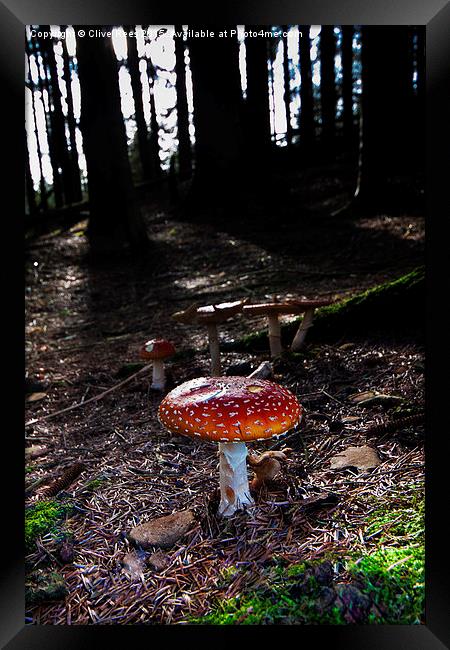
[25,170,425,625]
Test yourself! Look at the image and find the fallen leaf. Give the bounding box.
[26,392,47,403]
[329,446,380,470]
[348,391,403,407]
[25,445,48,460]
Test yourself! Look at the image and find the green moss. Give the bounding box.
[228,267,425,351]
[85,477,106,492]
[347,545,425,624]
[25,499,73,551]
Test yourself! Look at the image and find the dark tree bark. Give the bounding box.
[25,39,47,211]
[38,28,73,205]
[146,59,162,180]
[25,131,37,215]
[75,30,149,254]
[355,27,416,211]
[244,26,271,163]
[319,25,336,153]
[126,27,153,182]
[174,25,192,179]
[341,26,354,151]
[62,28,83,203]
[298,25,314,152]
[282,27,293,148]
[187,27,245,207]
[33,38,64,208]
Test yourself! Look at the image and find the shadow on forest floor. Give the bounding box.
[24,168,425,625]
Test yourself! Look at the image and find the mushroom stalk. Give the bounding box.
[268,314,282,357]
[206,323,221,377]
[291,308,315,351]
[218,442,254,517]
[151,359,166,390]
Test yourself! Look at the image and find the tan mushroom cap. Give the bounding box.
[172,300,247,325]
[243,298,334,316]
[158,376,302,443]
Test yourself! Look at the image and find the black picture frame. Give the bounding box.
[3,0,449,647]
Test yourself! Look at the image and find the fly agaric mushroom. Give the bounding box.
[140,339,176,391]
[158,376,302,517]
[172,300,247,377]
[243,298,334,356]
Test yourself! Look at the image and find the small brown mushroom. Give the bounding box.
[248,448,292,490]
[243,298,334,356]
[172,300,247,376]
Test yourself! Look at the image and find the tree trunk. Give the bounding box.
[146,59,162,179]
[282,27,293,148]
[25,39,47,211]
[25,131,37,215]
[75,29,149,254]
[187,28,245,208]
[341,25,354,152]
[244,26,271,162]
[62,28,83,203]
[39,28,73,205]
[33,38,64,209]
[174,25,192,179]
[319,26,336,154]
[298,25,314,153]
[355,27,415,211]
[126,27,153,182]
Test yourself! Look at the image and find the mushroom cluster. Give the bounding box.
[243,297,334,356]
[158,376,302,517]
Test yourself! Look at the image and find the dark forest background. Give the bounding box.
[25,25,425,255]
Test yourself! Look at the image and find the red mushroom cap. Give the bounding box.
[158,376,302,443]
[140,339,176,361]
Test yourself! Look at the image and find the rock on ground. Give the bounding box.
[128,510,195,549]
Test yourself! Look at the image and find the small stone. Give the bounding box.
[128,510,195,549]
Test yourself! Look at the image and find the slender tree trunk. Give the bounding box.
[25,39,47,211]
[146,60,162,179]
[62,30,83,203]
[174,25,192,179]
[355,27,416,211]
[298,25,314,153]
[33,38,64,208]
[39,28,73,205]
[126,27,153,182]
[25,131,37,215]
[187,28,245,207]
[282,27,293,148]
[320,25,336,154]
[75,29,149,254]
[244,26,271,168]
[342,25,354,152]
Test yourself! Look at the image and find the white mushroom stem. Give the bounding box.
[206,323,221,377]
[151,359,166,390]
[267,313,282,357]
[291,308,315,351]
[218,442,254,517]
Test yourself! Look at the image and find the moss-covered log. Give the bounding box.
[229,267,424,351]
